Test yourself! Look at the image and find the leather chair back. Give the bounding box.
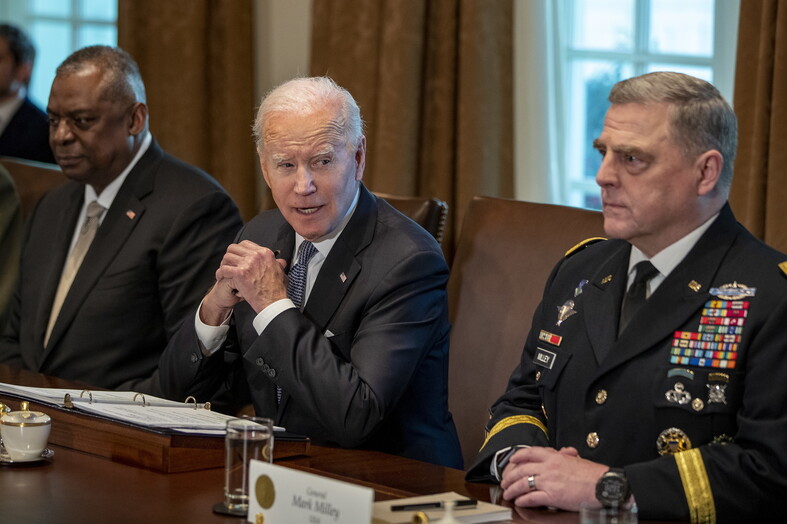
[447,196,604,466]
[374,192,448,245]
[0,157,64,219]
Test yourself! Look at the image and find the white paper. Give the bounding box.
[247,460,373,524]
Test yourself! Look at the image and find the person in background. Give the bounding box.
[159,76,462,468]
[466,72,787,522]
[0,23,54,164]
[0,45,242,394]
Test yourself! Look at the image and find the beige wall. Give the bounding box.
[253,0,312,102]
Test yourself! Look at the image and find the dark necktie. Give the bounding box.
[277,241,318,403]
[618,260,659,335]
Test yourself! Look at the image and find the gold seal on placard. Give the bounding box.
[657,427,692,455]
[411,511,430,523]
[255,474,276,509]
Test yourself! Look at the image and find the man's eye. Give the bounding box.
[47,117,59,127]
[73,118,94,128]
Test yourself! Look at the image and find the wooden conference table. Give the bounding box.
[0,365,669,523]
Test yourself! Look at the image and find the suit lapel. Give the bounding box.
[582,243,629,363]
[601,206,741,373]
[41,143,162,356]
[33,185,83,352]
[302,185,375,330]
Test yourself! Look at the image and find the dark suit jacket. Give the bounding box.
[160,185,463,468]
[466,204,787,521]
[0,98,55,164]
[0,140,242,394]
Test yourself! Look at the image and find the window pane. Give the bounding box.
[31,0,71,17]
[77,24,117,48]
[650,0,714,57]
[28,21,72,108]
[572,0,635,51]
[646,64,713,82]
[564,60,634,210]
[80,0,117,22]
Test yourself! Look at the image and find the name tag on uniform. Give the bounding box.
[533,347,556,369]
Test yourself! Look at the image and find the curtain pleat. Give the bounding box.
[118,0,258,221]
[732,0,787,253]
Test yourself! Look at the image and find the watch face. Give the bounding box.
[596,472,631,507]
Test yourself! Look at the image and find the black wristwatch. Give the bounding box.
[595,468,631,507]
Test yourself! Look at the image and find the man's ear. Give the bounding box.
[354,136,366,182]
[696,150,723,196]
[128,102,148,135]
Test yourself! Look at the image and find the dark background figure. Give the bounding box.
[0,46,242,394]
[0,23,54,164]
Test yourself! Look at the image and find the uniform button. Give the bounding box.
[586,432,600,448]
[267,368,276,378]
[262,364,270,372]
[255,357,264,366]
[595,389,608,405]
[692,398,704,411]
[535,371,542,381]
[190,353,199,363]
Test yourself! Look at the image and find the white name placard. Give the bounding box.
[246,459,373,524]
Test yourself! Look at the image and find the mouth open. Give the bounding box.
[295,206,322,215]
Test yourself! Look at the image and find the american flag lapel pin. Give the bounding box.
[126,210,136,220]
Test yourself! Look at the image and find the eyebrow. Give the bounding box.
[592,139,648,158]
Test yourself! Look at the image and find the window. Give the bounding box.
[0,0,117,109]
[514,0,740,209]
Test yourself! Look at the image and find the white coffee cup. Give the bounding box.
[1,404,51,461]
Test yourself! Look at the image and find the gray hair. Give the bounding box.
[56,45,146,105]
[609,71,737,189]
[253,76,363,153]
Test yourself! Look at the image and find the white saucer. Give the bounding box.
[0,447,54,464]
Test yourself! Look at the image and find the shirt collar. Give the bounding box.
[0,87,27,135]
[628,212,720,278]
[84,132,152,209]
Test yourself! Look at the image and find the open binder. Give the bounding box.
[0,382,278,436]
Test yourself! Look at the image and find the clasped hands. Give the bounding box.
[200,240,288,326]
[499,446,609,511]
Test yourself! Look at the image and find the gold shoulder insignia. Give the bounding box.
[565,237,607,257]
[779,261,787,276]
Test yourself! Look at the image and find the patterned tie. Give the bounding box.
[45,201,106,346]
[618,260,659,336]
[277,241,318,403]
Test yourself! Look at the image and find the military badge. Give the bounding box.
[556,300,577,326]
[707,372,729,404]
[657,427,692,455]
[709,282,756,300]
[574,279,589,297]
[538,330,563,346]
[665,382,691,404]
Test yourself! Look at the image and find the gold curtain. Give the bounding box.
[310,0,513,255]
[117,0,258,221]
[732,0,787,253]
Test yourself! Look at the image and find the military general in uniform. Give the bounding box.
[466,72,787,522]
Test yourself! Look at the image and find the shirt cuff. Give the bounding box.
[252,298,296,335]
[195,300,232,355]
[491,445,530,481]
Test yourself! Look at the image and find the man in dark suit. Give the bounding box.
[0,24,54,164]
[466,72,787,521]
[159,77,462,468]
[0,46,242,394]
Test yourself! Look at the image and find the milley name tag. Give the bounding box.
[247,460,373,524]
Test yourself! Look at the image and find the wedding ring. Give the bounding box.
[527,474,537,490]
